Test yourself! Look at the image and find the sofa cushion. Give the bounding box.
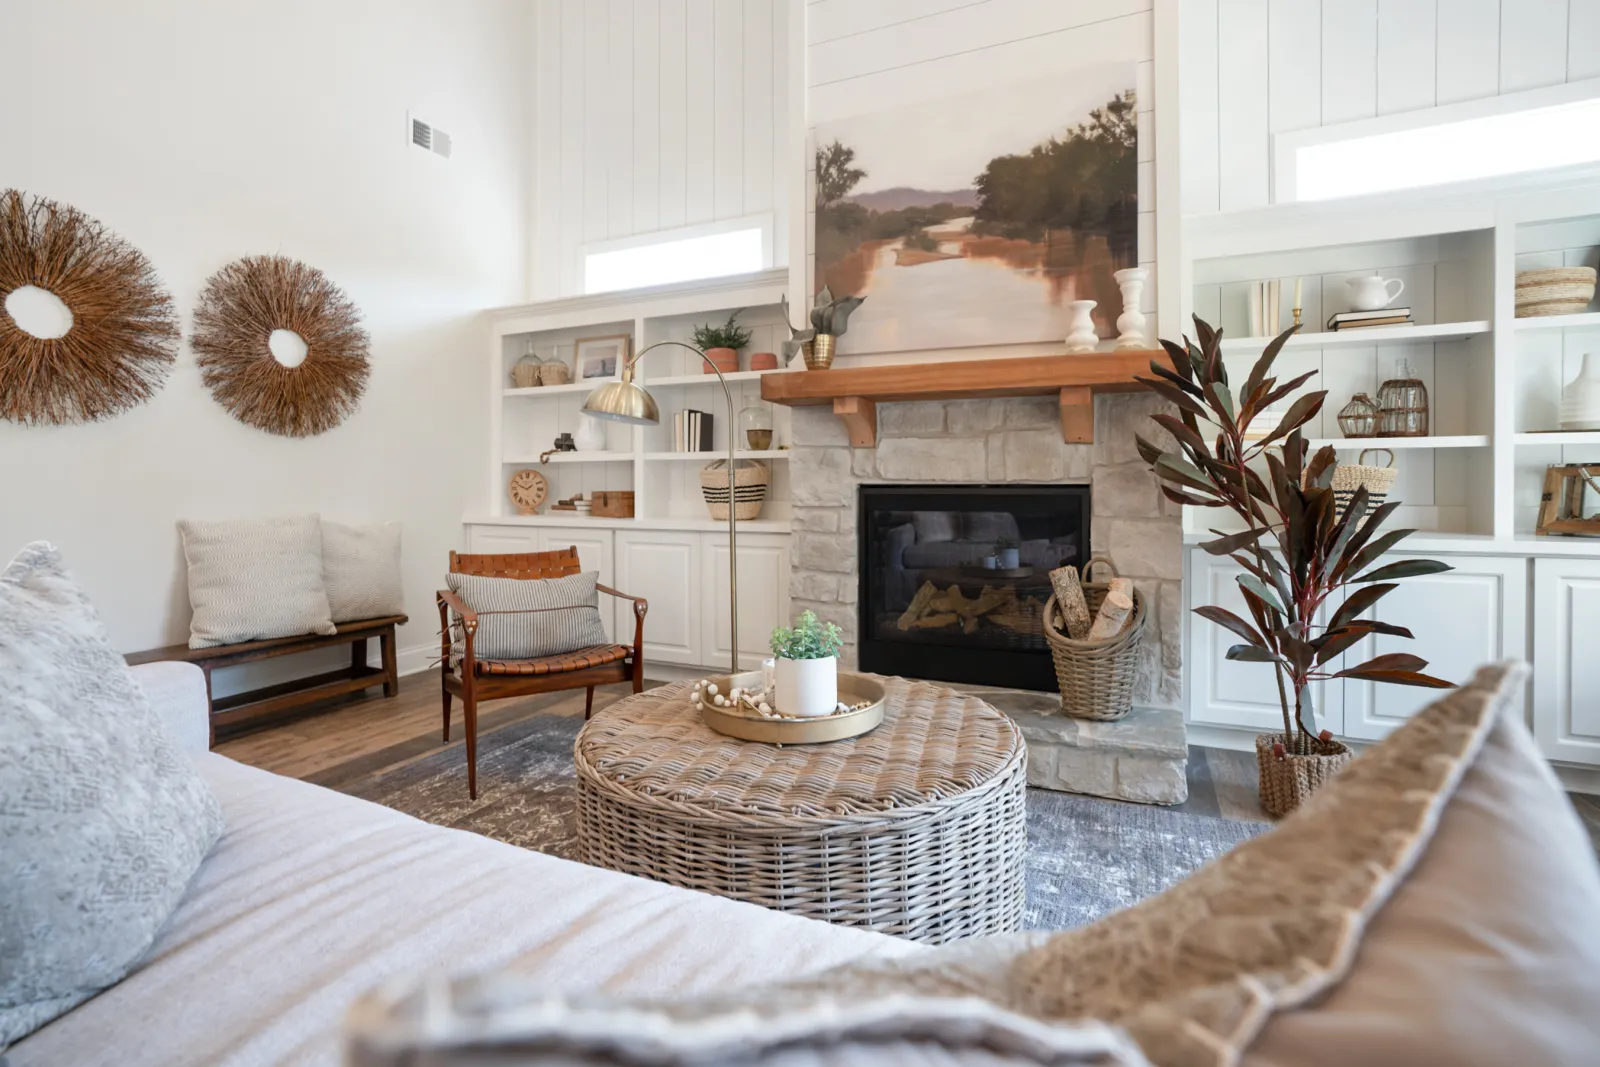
[0,543,225,1049]
[321,520,404,623]
[5,754,916,1067]
[179,515,337,648]
[447,570,608,660]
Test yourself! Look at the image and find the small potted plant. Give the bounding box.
[769,609,844,718]
[805,287,865,370]
[692,311,753,375]
[994,535,1021,570]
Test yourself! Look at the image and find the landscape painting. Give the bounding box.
[813,66,1138,354]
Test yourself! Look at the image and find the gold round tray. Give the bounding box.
[696,670,886,744]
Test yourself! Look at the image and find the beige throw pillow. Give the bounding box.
[322,521,404,623]
[180,515,336,648]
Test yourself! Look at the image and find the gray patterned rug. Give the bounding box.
[343,713,1265,931]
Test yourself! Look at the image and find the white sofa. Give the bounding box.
[9,663,920,1067]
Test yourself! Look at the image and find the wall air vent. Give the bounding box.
[408,114,452,159]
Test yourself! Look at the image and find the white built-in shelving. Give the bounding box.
[502,451,635,465]
[1218,320,1490,353]
[1512,311,1600,332]
[1311,435,1490,451]
[643,450,790,462]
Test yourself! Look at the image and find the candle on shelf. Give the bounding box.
[1292,278,1304,327]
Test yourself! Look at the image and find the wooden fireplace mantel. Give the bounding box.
[759,350,1163,447]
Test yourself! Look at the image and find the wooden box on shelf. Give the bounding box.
[590,491,635,519]
[1536,465,1600,538]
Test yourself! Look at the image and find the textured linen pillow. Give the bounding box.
[0,543,225,1049]
[446,570,608,660]
[322,520,404,623]
[179,515,337,648]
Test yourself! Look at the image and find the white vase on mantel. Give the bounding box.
[1560,352,1600,430]
[1114,267,1149,349]
[1064,300,1098,353]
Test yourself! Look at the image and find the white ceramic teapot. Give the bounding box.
[1346,274,1405,312]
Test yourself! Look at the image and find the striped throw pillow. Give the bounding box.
[446,570,608,660]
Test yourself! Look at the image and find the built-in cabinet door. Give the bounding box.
[1341,556,1527,741]
[701,533,791,672]
[466,525,540,555]
[536,528,617,642]
[1187,548,1343,736]
[615,530,702,666]
[1533,557,1600,766]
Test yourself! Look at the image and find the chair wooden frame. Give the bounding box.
[438,547,646,798]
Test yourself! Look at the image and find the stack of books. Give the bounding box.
[1326,307,1414,331]
[673,409,714,452]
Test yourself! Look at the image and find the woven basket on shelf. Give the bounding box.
[1041,557,1146,722]
[1326,448,1396,519]
[1255,733,1353,818]
[699,459,770,520]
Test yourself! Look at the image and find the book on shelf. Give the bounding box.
[674,409,713,452]
[1327,307,1413,330]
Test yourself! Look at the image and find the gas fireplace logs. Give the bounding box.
[1048,566,1092,639]
[896,581,1044,638]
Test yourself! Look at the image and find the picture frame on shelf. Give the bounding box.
[576,334,630,380]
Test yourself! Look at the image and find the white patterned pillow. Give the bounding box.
[0,543,224,1048]
[446,570,609,660]
[179,515,337,649]
[322,520,404,623]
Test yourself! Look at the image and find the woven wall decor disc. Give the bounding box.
[0,189,180,425]
[191,255,370,437]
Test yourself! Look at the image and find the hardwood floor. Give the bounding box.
[217,672,1274,819]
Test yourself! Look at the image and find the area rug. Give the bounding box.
[341,712,1266,930]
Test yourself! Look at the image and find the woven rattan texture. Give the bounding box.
[476,643,630,676]
[575,677,1027,942]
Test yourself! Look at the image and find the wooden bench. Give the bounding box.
[126,615,408,741]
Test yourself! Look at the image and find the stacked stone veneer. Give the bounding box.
[787,392,1183,709]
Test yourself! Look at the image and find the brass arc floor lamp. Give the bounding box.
[583,340,741,671]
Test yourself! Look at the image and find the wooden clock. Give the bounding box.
[507,468,549,515]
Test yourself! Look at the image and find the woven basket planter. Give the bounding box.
[1041,561,1147,721]
[1255,733,1353,818]
[1317,447,1395,520]
[700,459,770,520]
[1515,267,1596,317]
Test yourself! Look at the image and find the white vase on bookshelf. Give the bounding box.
[575,412,607,451]
[1560,352,1600,431]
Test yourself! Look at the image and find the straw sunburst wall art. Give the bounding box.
[191,255,370,437]
[0,189,181,425]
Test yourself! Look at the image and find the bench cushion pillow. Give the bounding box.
[179,515,337,649]
[446,570,608,660]
[0,542,224,1049]
[323,521,404,623]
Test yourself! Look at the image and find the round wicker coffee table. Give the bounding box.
[573,675,1026,944]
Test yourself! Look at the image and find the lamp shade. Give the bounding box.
[582,377,659,425]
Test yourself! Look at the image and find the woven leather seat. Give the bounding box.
[475,643,632,677]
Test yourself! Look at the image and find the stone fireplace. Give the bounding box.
[787,392,1183,710]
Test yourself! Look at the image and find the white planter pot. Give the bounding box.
[1560,352,1600,430]
[998,548,1021,569]
[774,655,838,718]
[574,412,607,451]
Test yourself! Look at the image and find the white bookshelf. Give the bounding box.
[1218,320,1490,353]
[1310,435,1490,451]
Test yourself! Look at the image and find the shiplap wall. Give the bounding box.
[1182,0,1600,215]
[806,0,1161,356]
[530,0,792,300]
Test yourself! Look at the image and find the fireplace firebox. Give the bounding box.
[857,484,1090,691]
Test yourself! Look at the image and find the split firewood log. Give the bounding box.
[1050,566,1092,639]
[1107,576,1134,603]
[909,612,959,629]
[1087,590,1134,641]
[897,581,939,630]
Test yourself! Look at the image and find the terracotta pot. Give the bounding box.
[748,351,779,371]
[703,347,740,374]
[1254,733,1353,818]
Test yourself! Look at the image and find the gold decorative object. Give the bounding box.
[1336,392,1380,437]
[507,468,548,515]
[192,255,370,437]
[585,340,744,670]
[1376,359,1428,437]
[806,334,836,370]
[692,670,886,743]
[0,188,180,425]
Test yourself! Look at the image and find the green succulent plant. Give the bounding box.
[809,286,865,336]
[994,535,1019,551]
[770,609,844,660]
[692,311,753,352]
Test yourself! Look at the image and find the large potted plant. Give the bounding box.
[1136,317,1453,816]
[769,609,844,718]
[692,311,753,375]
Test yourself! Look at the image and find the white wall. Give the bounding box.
[1182,0,1600,214]
[0,0,529,682]
[805,0,1167,357]
[529,0,794,300]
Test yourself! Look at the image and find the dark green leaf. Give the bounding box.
[1134,433,1166,467]
[1200,527,1270,556]
[1312,625,1373,664]
[1350,559,1453,584]
[1258,369,1320,411]
[1159,339,1193,380]
[1255,391,1327,450]
[1238,572,1285,615]
[1332,667,1456,688]
[1155,454,1216,494]
[1327,583,1397,630]
[1161,486,1220,508]
[1137,375,1212,420]
[1348,652,1429,673]
[1242,326,1299,409]
[1147,361,1205,397]
[1226,643,1278,663]
[1304,446,1337,490]
[1195,605,1267,646]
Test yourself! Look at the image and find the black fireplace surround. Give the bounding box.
[857,484,1090,692]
